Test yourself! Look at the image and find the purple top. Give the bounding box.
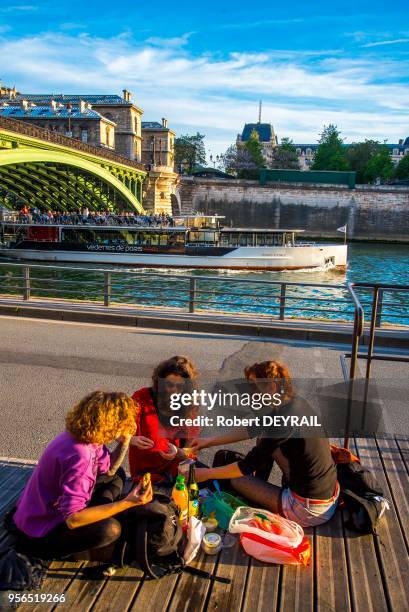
[14,431,111,537]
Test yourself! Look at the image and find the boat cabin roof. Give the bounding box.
[222,228,304,233]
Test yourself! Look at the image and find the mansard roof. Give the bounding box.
[241,123,275,142]
[0,104,115,123]
[3,94,131,106]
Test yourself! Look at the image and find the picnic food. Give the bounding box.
[202,533,222,555]
[141,472,151,493]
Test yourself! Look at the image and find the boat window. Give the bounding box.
[188,230,217,243]
[62,228,135,245]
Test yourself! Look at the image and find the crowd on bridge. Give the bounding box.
[11,206,174,227]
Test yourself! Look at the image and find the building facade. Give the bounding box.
[0,84,179,212]
[237,122,278,166]
[237,121,409,171]
[141,119,178,214]
[0,99,116,149]
[0,90,143,161]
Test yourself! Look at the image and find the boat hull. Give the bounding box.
[0,244,348,270]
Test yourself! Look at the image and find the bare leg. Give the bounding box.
[230,475,283,514]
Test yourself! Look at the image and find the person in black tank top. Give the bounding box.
[192,361,339,527]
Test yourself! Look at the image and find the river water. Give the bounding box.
[0,242,408,325]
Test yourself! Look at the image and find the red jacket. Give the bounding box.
[129,387,199,480]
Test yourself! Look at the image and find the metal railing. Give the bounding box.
[0,116,146,172]
[0,262,408,327]
[342,282,409,448]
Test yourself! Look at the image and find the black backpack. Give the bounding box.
[106,494,230,583]
[336,462,389,534]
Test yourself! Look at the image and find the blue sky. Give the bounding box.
[1,1,409,157]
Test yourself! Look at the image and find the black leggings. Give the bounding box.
[15,469,125,560]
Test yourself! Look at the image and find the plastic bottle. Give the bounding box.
[187,463,199,519]
[172,475,188,526]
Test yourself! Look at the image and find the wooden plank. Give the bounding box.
[90,566,144,612]
[129,572,179,612]
[341,438,388,612]
[279,528,314,612]
[355,437,409,610]
[376,437,409,543]
[49,562,107,611]
[315,513,351,612]
[168,550,218,612]
[206,536,249,612]
[394,436,409,475]
[241,559,280,612]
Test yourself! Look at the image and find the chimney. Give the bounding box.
[161,117,168,128]
[49,99,58,111]
[20,99,29,111]
[399,139,403,145]
[80,99,87,114]
[122,89,132,102]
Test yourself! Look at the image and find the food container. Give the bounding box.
[202,516,219,532]
[201,533,222,555]
[202,492,248,530]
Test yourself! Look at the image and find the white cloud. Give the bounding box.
[145,32,195,48]
[362,38,409,48]
[0,5,38,13]
[0,31,408,154]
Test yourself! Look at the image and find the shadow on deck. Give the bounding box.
[0,438,408,612]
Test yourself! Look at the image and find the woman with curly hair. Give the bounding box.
[129,356,200,483]
[191,361,339,528]
[12,391,152,560]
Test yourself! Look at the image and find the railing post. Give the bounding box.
[279,283,286,320]
[189,278,196,313]
[103,272,111,307]
[22,266,30,301]
[375,289,384,328]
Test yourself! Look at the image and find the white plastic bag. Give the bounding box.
[229,506,304,547]
[183,517,206,564]
[229,506,311,566]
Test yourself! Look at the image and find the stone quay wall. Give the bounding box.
[179,178,409,242]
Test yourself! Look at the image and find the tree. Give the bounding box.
[221,143,258,176]
[269,137,300,170]
[363,145,394,183]
[244,129,265,168]
[346,140,382,183]
[311,124,349,171]
[395,153,409,180]
[174,133,206,173]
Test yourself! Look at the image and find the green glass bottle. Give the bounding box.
[187,463,199,518]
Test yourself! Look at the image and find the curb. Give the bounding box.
[1,301,408,349]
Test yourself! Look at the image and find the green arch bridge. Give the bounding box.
[0,116,147,213]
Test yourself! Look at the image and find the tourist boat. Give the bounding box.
[0,215,347,270]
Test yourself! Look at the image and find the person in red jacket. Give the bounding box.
[129,356,200,483]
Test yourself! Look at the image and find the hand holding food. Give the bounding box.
[125,478,153,506]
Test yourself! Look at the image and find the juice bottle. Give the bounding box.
[172,475,188,526]
[187,463,199,519]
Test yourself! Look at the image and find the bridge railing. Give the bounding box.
[0,261,408,327]
[0,116,146,172]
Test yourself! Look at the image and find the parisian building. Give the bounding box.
[0,84,178,213]
[238,122,409,170]
[0,99,116,149]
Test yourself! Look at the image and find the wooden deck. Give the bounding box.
[1,437,408,612]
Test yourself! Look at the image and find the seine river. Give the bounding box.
[0,242,408,325]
